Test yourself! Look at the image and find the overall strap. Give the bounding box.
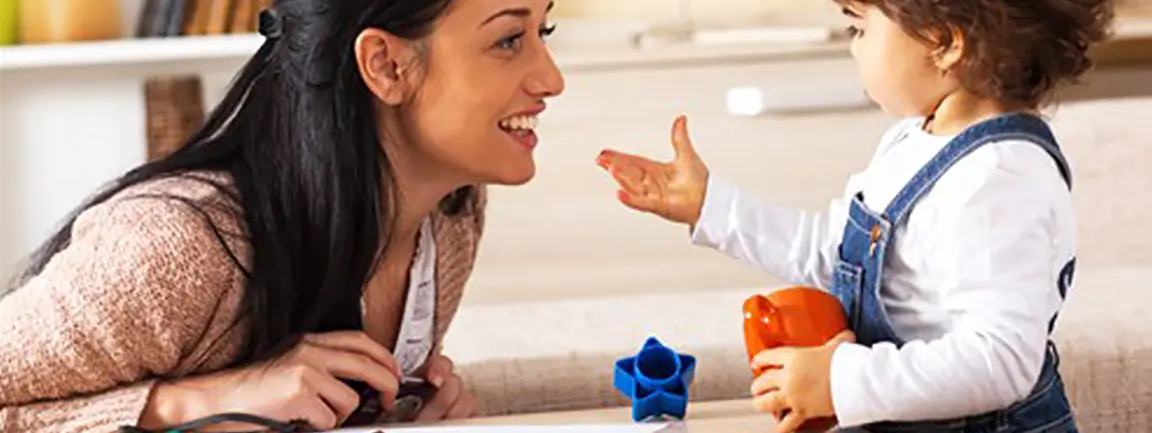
[883,113,1072,226]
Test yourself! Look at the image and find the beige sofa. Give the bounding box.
[440,43,1152,433]
[447,269,1150,431]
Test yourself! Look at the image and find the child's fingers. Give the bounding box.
[830,330,857,346]
[752,390,787,417]
[670,115,698,163]
[776,410,806,433]
[751,347,794,369]
[596,153,611,170]
[750,368,782,396]
[599,149,665,171]
[609,164,652,196]
[617,190,662,214]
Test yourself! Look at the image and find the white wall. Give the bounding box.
[0,67,150,277]
[0,0,241,278]
[553,0,834,23]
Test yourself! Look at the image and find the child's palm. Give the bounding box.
[597,116,709,225]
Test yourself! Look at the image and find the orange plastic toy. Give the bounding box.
[742,286,849,431]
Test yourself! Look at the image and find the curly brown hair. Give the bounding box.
[835,0,1116,107]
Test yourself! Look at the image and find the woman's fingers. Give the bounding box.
[415,373,464,422]
[424,355,455,388]
[304,348,400,411]
[304,368,362,425]
[303,332,401,378]
[444,392,477,420]
[296,393,340,431]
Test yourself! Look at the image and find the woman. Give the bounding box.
[0,0,563,431]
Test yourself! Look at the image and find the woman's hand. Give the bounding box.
[596,115,710,227]
[414,354,476,421]
[749,330,856,433]
[140,331,402,431]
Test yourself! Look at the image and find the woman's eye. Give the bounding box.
[496,23,557,51]
[540,23,557,41]
[496,31,525,51]
[846,25,863,38]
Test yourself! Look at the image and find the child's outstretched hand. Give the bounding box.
[750,330,856,433]
[596,115,710,227]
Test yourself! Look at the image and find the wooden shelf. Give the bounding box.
[0,27,847,75]
[0,33,264,72]
[1,18,1149,74]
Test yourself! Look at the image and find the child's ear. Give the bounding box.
[933,26,965,74]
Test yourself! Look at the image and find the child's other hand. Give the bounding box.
[749,330,856,433]
[596,115,709,227]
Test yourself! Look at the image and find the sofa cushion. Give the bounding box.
[1049,96,1152,269]
[1054,267,1152,431]
[446,287,761,416]
[444,267,1151,431]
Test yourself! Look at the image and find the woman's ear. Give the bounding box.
[355,28,414,106]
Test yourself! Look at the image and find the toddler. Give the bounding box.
[596,0,1114,431]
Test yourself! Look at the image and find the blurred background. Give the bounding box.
[2,0,1152,423]
[1,0,1150,304]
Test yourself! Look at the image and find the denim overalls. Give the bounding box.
[831,113,1078,433]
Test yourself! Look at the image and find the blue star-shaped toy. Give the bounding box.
[613,336,697,422]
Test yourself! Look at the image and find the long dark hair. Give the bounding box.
[7,0,474,366]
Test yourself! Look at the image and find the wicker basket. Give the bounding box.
[1119,0,1152,15]
[144,75,206,161]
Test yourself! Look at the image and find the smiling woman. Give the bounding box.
[0,0,563,432]
[398,0,562,186]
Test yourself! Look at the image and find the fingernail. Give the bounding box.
[430,374,445,388]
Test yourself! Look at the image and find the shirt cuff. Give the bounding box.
[690,175,737,248]
[830,342,877,428]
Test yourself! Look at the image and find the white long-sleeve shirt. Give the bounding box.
[691,118,1077,426]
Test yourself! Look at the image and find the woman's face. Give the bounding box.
[365,0,565,189]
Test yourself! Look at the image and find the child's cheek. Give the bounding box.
[853,43,886,109]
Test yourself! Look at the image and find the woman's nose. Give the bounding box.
[527,50,565,98]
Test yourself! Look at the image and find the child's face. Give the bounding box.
[841,2,957,118]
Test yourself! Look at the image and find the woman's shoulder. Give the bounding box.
[109,170,241,217]
[72,170,253,273]
[0,172,253,405]
[61,170,253,336]
[100,171,246,240]
[429,185,486,274]
[432,184,487,238]
[427,185,487,344]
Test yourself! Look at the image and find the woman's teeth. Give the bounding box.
[499,115,538,131]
